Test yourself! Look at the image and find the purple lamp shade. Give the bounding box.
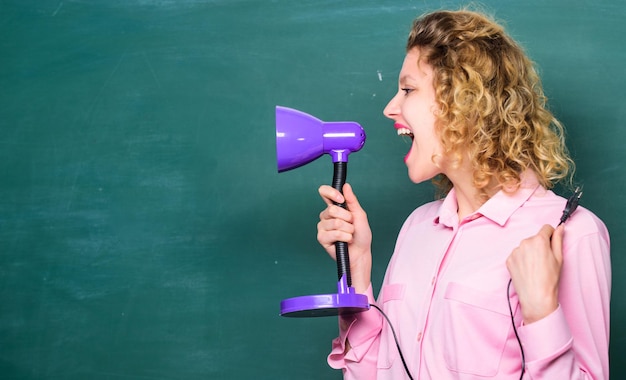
[276,106,365,172]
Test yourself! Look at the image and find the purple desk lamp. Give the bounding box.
[276,105,370,317]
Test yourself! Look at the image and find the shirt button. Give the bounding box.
[416,332,423,342]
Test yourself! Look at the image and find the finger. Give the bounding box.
[537,224,555,241]
[317,222,353,246]
[318,215,355,234]
[319,185,344,206]
[319,203,354,223]
[321,230,354,245]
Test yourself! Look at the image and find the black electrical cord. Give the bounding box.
[370,304,415,380]
[507,278,526,380]
[367,188,581,380]
[507,187,582,380]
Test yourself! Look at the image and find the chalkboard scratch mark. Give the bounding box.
[66,51,125,210]
[598,165,619,175]
[85,49,127,123]
[142,52,162,89]
[52,2,63,17]
[377,70,383,81]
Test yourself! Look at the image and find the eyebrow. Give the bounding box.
[399,74,417,84]
[399,74,415,83]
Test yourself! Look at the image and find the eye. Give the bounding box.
[401,88,413,96]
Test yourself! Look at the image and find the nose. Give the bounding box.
[383,92,400,120]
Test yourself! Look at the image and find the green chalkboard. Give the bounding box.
[1,0,624,379]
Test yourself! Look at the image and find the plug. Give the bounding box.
[558,187,582,226]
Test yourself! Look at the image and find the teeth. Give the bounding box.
[397,127,413,137]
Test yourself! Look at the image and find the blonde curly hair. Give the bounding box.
[407,9,574,196]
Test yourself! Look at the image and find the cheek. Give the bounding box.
[403,98,437,122]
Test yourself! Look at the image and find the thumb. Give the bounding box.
[342,183,364,213]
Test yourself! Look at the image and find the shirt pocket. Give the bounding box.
[439,281,511,376]
[376,283,406,370]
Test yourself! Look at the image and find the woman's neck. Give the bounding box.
[447,170,499,221]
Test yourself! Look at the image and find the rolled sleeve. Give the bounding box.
[328,284,383,370]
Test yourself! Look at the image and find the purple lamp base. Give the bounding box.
[280,275,370,317]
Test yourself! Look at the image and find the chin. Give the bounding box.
[407,165,439,185]
[407,172,433,185]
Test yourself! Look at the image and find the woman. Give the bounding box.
[317,9,610,379]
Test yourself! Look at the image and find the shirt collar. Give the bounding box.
[434,171,542,228]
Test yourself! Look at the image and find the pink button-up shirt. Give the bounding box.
[328,177,611,379]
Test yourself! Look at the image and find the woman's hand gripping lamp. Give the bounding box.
[276,106,370,317]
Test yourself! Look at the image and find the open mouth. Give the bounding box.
[397,127,414,142]
[395,125,414,161]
